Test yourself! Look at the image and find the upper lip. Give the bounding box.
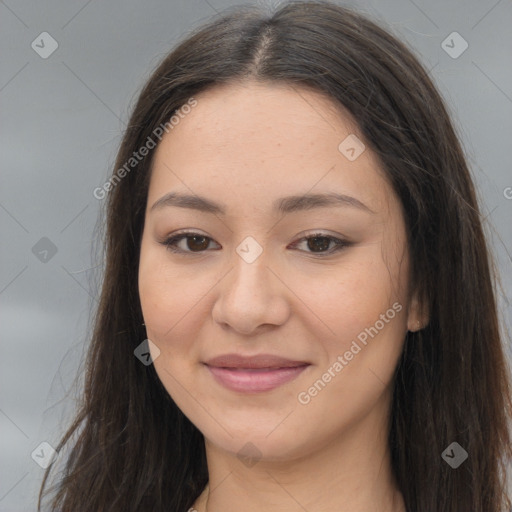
[204,353,310,369]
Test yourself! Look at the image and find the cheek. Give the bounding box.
[314,249,408,399]
[306,248,406,349]
[138,243,189,341]
[138,245,219,367]
[295,259,407,434]
[138,260,203,395]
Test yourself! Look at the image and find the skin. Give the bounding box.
[138,80,427,512]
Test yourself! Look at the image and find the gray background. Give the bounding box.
[1,0,511,510]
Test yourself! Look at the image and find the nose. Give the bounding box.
[211,246,290,336]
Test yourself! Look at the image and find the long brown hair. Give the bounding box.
[38,1,512,510]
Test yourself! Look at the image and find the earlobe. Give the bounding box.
[407,289,429,332]
[408,319,422,332]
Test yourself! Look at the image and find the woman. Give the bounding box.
[38,1,512,511]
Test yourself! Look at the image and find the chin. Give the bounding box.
[197,413,319,463]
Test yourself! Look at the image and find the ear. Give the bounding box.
[406,288,429,332]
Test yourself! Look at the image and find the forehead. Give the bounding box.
[166,81,358,151]
[148,81,396,219]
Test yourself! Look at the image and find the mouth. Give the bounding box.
[204,353,311,393]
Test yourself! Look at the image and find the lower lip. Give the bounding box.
[205,364,309,393]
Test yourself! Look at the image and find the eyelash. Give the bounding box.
[161,231,351,257]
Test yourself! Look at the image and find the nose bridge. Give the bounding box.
[212,236,289,333]
[226,237,274,307]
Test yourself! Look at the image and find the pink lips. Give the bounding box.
[204,354,310,393]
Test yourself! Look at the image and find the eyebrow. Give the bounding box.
[150,191,375,215]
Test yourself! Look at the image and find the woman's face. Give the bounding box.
[138,81,422,461]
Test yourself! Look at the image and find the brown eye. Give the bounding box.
[306,236,332,252]
[163,233,218,254]
[291,233,350,255]
[185,235,210,252]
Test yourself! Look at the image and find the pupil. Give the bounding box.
[308,237,330,252]
[188,235,209,251]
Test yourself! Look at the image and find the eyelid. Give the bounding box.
[160,229,352,256]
